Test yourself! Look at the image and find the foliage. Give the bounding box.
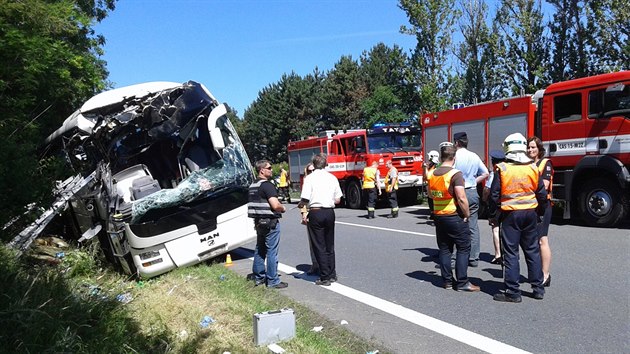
[0,0,115,239]
[399,0,459,113]
[0,244,386,353]
[548,0,629,82]
[494,0,549,94]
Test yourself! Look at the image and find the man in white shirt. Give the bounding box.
[453,132,489,267]
[298,153,343,286]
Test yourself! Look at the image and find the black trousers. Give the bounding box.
[388,189,398,209]
[307,208,336,281]
[365,187,378,209]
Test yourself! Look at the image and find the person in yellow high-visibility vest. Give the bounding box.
[278,167,291,203]
[385,160,399,218]
[362,161,381,219]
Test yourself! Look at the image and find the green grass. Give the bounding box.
[0,244,388,353]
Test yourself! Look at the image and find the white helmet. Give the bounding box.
[428,150,439,164]
[503,133,528,153]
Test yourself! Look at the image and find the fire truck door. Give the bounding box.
[544,92,587,163]
[346,136,367,174]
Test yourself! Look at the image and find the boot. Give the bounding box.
[367,210,375,219]
[387,210,398,218]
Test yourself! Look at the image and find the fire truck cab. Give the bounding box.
[421,71,630,228]
[287,123,424,208]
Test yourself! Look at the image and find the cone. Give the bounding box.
[225,253,233,267]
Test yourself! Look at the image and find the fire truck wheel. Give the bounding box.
[576,178,626,228]
[345,181,363,209]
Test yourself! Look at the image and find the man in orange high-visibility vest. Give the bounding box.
[428,144,479,292]
[488,133,547,303]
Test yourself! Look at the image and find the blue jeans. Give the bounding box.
[253,221,281,287]
[465,188,480,262]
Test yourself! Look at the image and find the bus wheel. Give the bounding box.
[576,178,626,227]
[345,181,362,209]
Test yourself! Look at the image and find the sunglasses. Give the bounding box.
[263,166,272,170]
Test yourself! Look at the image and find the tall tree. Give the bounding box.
[0,0,116,239]
[585,0,629,73]
[359,43,418,118]
[321,56,367,130]
[495,0,549,94]
[399,0,459,113]
[455,0,506,103]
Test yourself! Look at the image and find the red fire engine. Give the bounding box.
[287,123,424,208]
[421,71,630,227]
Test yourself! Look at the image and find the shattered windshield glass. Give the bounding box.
[131,115,253,222]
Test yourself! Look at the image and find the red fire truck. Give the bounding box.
[421,71,630,227]
[287,123,424,208]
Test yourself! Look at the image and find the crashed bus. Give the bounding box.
[12,81,256,278]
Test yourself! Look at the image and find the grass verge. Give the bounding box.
[0,243,388,353]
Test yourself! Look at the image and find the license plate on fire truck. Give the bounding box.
[399,171,410,176]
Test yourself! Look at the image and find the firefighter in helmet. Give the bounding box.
[424,149,440,217]
[488,133,548,303]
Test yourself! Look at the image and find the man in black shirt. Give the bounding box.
[248,160,287,288]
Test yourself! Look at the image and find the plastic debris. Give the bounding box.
[267,343,286,353]
[366,351,379,354]
[340,320,348,325]
[116,292,133,304]
[55,252,65,259]
[219,274,226,281]
[136,281,145,288]
[199,315,215,328]
[178,330,189,340]
[311,326,323,332]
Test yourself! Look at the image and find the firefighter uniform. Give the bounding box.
[362,163,380,219]
[385,162,399,218]
[489,133,547,302]
[278,168,291,203]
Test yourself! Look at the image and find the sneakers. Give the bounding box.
[533,292,544,300]
[493,293,522,303]
[269,282,288,289]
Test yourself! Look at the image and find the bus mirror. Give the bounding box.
[207,104,227,150]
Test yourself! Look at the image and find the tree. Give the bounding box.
[494,0,549,94]
[454,0,507,103]
[321,56,368,130]
[359,43,418,118]
[0,0,116,240]
[399,0,459,113]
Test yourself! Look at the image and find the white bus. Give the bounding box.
[38,81,256,278]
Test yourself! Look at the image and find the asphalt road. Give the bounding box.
[228,204,630,354]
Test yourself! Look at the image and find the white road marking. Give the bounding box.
[336,221,435,237]
[233,252,530,354]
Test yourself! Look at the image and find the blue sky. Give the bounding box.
[94,0,416,116]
